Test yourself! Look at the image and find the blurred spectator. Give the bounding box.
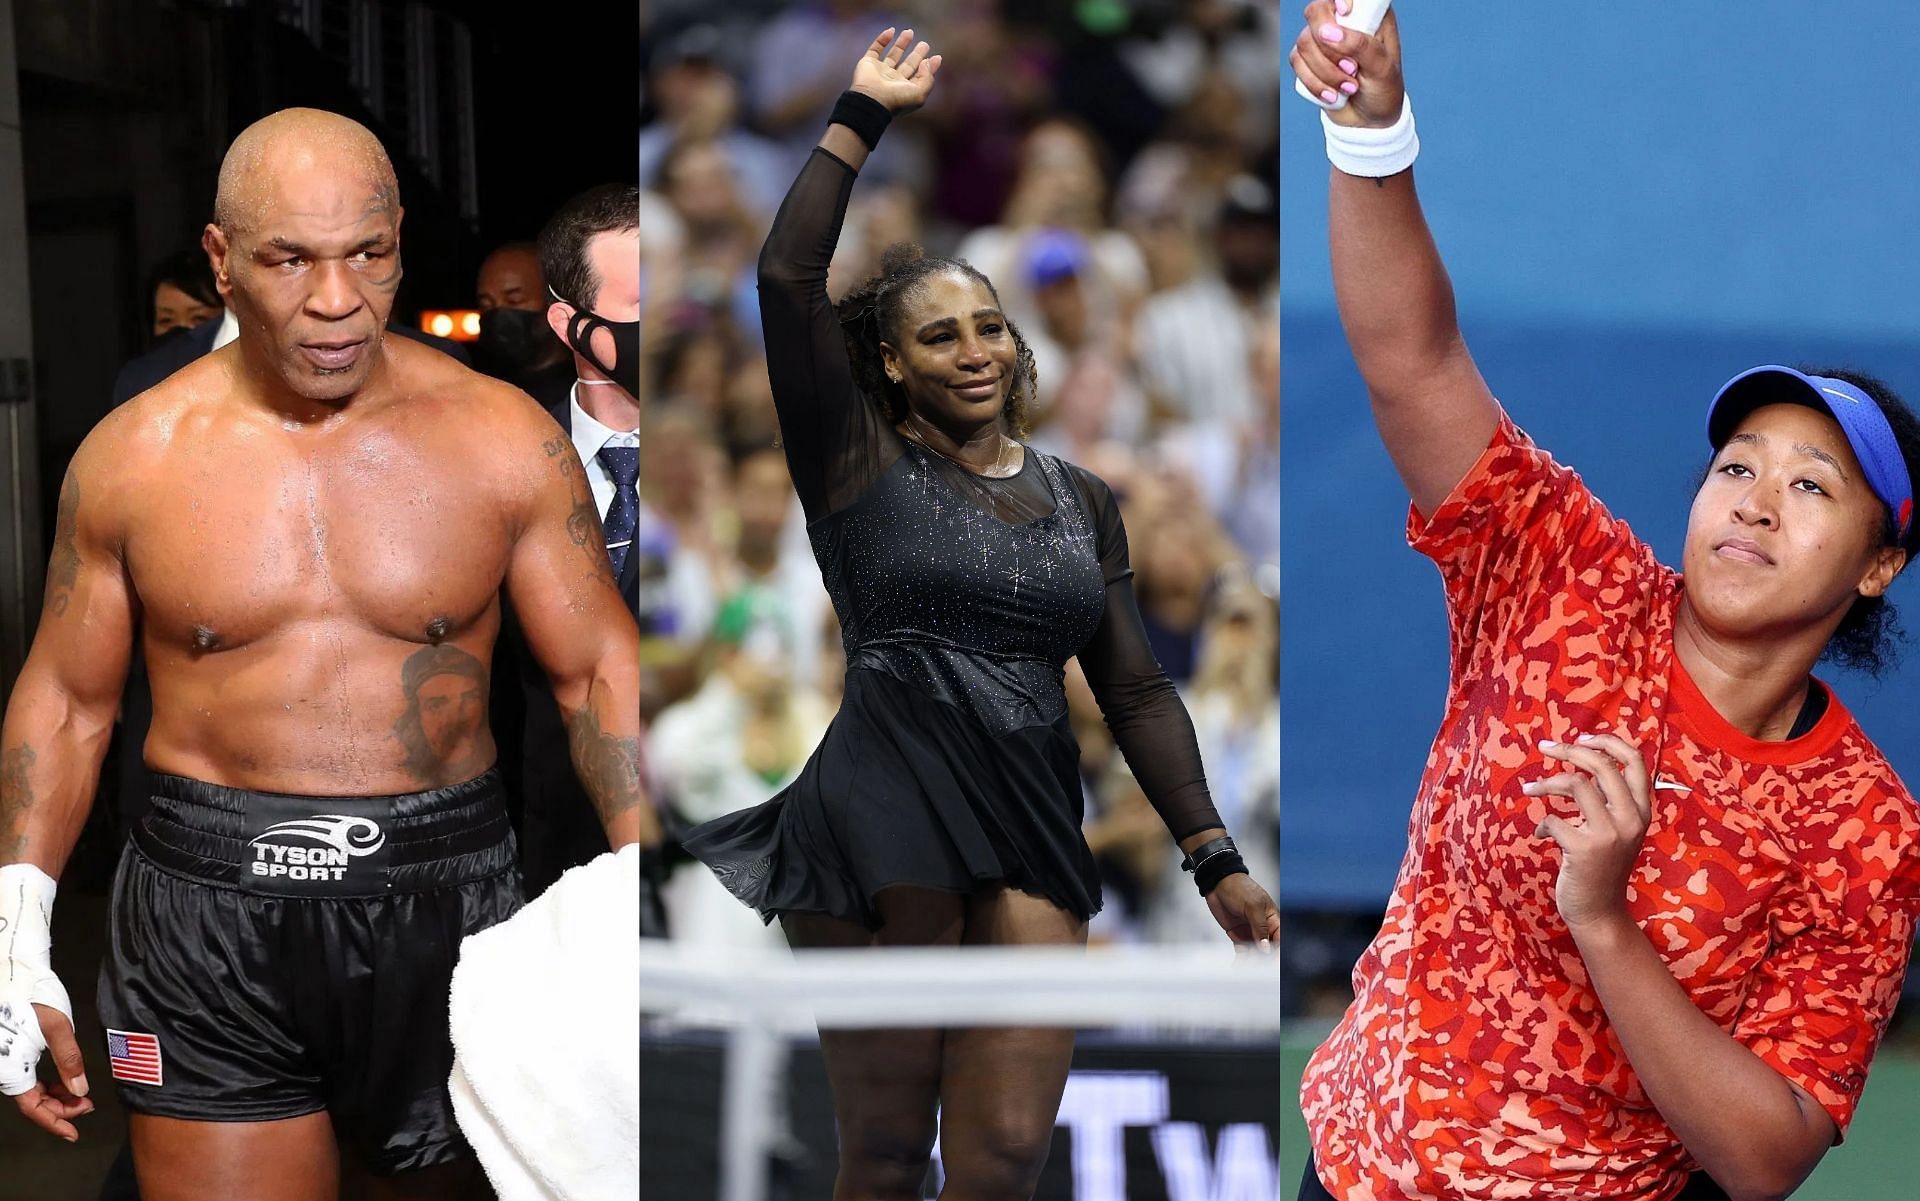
[720,354,783,461]
[652,135,767,343]
[473,240,574,403]
[1128,482,1238,683]
[1113,1,1279,154]
[825,179,923,301]
[496,184,652,908]
[954,117,1149,344]
[714,449,831,690]
[1145,572,1279,943]
[1157,320,1280,578]
[640,3,1280,946]
[653,591,833,948]
[640,24,791,218]
[911,0,1053,229]
[653,326,734,418]
[744,0,930,188]
[635,405,727,715]
[146,247,222,340]
[1020,229,1150,454]
[638,187,687,408]
[1134,172,1277,429]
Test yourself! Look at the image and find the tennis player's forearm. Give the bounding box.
[819,123,870,173]
[0,675,114,876]
[1329,168,1467,392]
[1573,915,1829,1201]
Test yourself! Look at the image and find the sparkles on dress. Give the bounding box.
[681,148,1222,928]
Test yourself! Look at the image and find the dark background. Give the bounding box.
[14,0,638,564]
[0,4,637,1194]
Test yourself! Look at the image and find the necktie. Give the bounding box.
[596,443,639,580]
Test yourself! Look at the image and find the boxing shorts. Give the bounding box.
[97,770,523,1173]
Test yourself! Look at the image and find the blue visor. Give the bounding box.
[1707,365,1913,540]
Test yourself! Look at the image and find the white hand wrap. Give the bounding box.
[0,864,71,1097]
[1322,93,1419,178]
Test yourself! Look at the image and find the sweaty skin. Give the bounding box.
[0,108,650,874]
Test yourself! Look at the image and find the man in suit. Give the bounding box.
[501,184,658,921]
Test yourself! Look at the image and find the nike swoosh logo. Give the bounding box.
[1654,777,1691,794]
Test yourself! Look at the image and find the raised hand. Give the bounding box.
[1290,0,1405,129]
[850,27,943,116]
[1526,733,1655,933]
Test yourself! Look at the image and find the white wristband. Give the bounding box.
[0,863,71,1098]
[1322,93,1419,179]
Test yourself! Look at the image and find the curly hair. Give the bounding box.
[1802,366,1920,677]
[834,242,1038,438]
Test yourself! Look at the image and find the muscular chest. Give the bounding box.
[128,438,511,648]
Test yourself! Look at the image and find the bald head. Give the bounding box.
[203,108,405,405]
[214,108,399,235]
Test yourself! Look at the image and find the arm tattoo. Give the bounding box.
[45,473,80,617]
[545,436,622,593]
[0,745,36,861]
[563,704,643,829]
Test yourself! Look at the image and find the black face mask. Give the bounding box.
[553,289,639,396]
[474,308,550,379]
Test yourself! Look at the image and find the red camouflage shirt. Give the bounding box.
[1300,415,1920,1200]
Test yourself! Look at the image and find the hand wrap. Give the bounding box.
[0,864,72,1097]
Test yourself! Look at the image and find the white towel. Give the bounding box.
[448,844,641,1201]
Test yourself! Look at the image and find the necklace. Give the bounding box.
[903,417,1017,478]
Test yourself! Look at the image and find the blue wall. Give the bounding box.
[1281,4,1920,907]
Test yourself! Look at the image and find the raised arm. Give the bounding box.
[757,28,940,520]
[501,402,656,851]
[1290,2,1499,516]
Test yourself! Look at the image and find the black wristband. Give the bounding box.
[1180,835,1247,897]
[1180,835,1235,874]
[1193,852,1248,898]
[829,90,893,151]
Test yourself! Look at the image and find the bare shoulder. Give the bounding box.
[71,357,233,536]
[387,336,558,433]
[381,336,570,499]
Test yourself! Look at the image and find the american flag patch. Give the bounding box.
[106,1029,162,1086]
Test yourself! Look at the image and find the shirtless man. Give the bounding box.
[0,108,650,1200]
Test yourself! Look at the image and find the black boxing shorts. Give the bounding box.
[97,770,524,1174]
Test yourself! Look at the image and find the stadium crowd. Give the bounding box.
[636,0,1280,947]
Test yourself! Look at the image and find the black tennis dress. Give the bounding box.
[681,147,1221,928]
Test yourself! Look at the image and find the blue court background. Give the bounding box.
[1282,1,1920,909]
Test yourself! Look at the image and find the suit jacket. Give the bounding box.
[101,321,474,839]
[499,389,648,913]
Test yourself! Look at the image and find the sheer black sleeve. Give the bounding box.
[756,147,898,523]
[1068,465,1223,841]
